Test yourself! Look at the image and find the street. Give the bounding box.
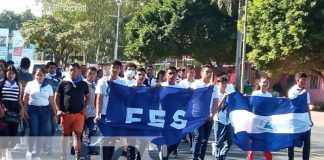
[7,111,324,160]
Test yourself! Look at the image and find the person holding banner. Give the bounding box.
[127,67,148,160]
[191,65,219,160]
[214,75,234,160]
[287,72,313,160]
[160,66,183,159]
[247,77,273,160]
[94,60,126,160]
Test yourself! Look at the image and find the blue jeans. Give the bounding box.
[288,130,311,160]
[27,105,52,155]
[192,120,214,160]
[215,122,233,160]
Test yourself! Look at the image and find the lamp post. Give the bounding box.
[240,0,248,93]
[113,0,122,60]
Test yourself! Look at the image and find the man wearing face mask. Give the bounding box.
[123,62,137,86]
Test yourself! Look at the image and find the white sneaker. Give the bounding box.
[26,151,32,160]
[211,142,216,156]
[5,150,12,160]
[34,157,42,160]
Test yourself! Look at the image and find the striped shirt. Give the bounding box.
[1,80,20,101]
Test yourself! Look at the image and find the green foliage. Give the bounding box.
[245,0,324,74]
[0,9,36,31]
[125,0,237,67]
[21,16,92,64]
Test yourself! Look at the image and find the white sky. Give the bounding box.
[0,0,42,16]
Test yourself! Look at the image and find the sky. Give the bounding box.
[0,0,42,16]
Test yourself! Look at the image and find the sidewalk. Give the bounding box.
[311,111,324,127]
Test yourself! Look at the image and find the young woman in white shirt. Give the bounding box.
[247,77,272,160]
[23,68,56,160]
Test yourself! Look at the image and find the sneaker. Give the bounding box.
[26,152,32,160]
[34,157,42,160]
[70,146,75,155]
[212,142,216,156]
[76,154,85,160]
[5,150,12,160]
[88,149,99,155]
[60,153,67,160]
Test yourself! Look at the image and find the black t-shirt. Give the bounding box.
[57,80,89,113]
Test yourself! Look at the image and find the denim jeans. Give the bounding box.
[215,122,233,160]
[288,130,311,160]
[27,105,52,155]
[192,120,214,160]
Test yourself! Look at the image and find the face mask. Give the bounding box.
[126,70,135,78]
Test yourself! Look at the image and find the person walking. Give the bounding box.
[23,68,56,160]
[247,77,273,160]
[55,63,90,160]
[191,65,219,160]
[287,72,313,160]
[0,66,24,160]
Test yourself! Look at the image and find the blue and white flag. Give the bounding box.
[98,82,213,145]
[226,92,312,151]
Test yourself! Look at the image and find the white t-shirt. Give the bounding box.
[24,80,53,106]
[85,80,96,117]
[288,84,311,104]
[191,80,218,113]
[216,86,236,124]
[251,90,273,97]
[95,76,126,115]
[123,78,136,87]
[161,82,183,88]
[178,79,196,88]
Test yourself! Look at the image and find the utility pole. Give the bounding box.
[235,0,244,92]
[114,0,122,60]
[240,0,248,93]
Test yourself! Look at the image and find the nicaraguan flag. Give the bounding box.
[98,82,213,145]
[226,92,312,151]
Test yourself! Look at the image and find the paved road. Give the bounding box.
[6,111,324,160]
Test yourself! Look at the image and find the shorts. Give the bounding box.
[61,113,85,135]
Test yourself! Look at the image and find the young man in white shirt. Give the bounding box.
[287,72,313,160]
[191,65,219,160]
[94,60,126,160]
[123,62,137,86]
[84,67,98,156]
[179,65,196,89]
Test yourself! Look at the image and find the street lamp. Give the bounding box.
[113,0,122,60]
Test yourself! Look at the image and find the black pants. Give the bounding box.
[288,130,311,160]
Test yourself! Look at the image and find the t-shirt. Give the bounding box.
[191,80,218,113]
[178,79,196,88]
[95,76,126,115]
[161,82,182,88]
[251,90,273,97]
[85,80,96,117]
[123,78,136,87]
[24,80,53,106]
[288,84,311,104]
[57,80,89,113]
[216,86,236,124]
[46,73,62,92]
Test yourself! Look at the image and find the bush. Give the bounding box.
[311,102,324,111]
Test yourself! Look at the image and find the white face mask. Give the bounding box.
[126,70,135,78]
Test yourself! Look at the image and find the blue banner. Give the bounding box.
[98,82,213,145]
[225,92,311,151]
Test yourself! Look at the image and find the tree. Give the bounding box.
[21,16,89,65]
[125,0,237,71]
[0,9,36,31]
[245,0,324,75]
